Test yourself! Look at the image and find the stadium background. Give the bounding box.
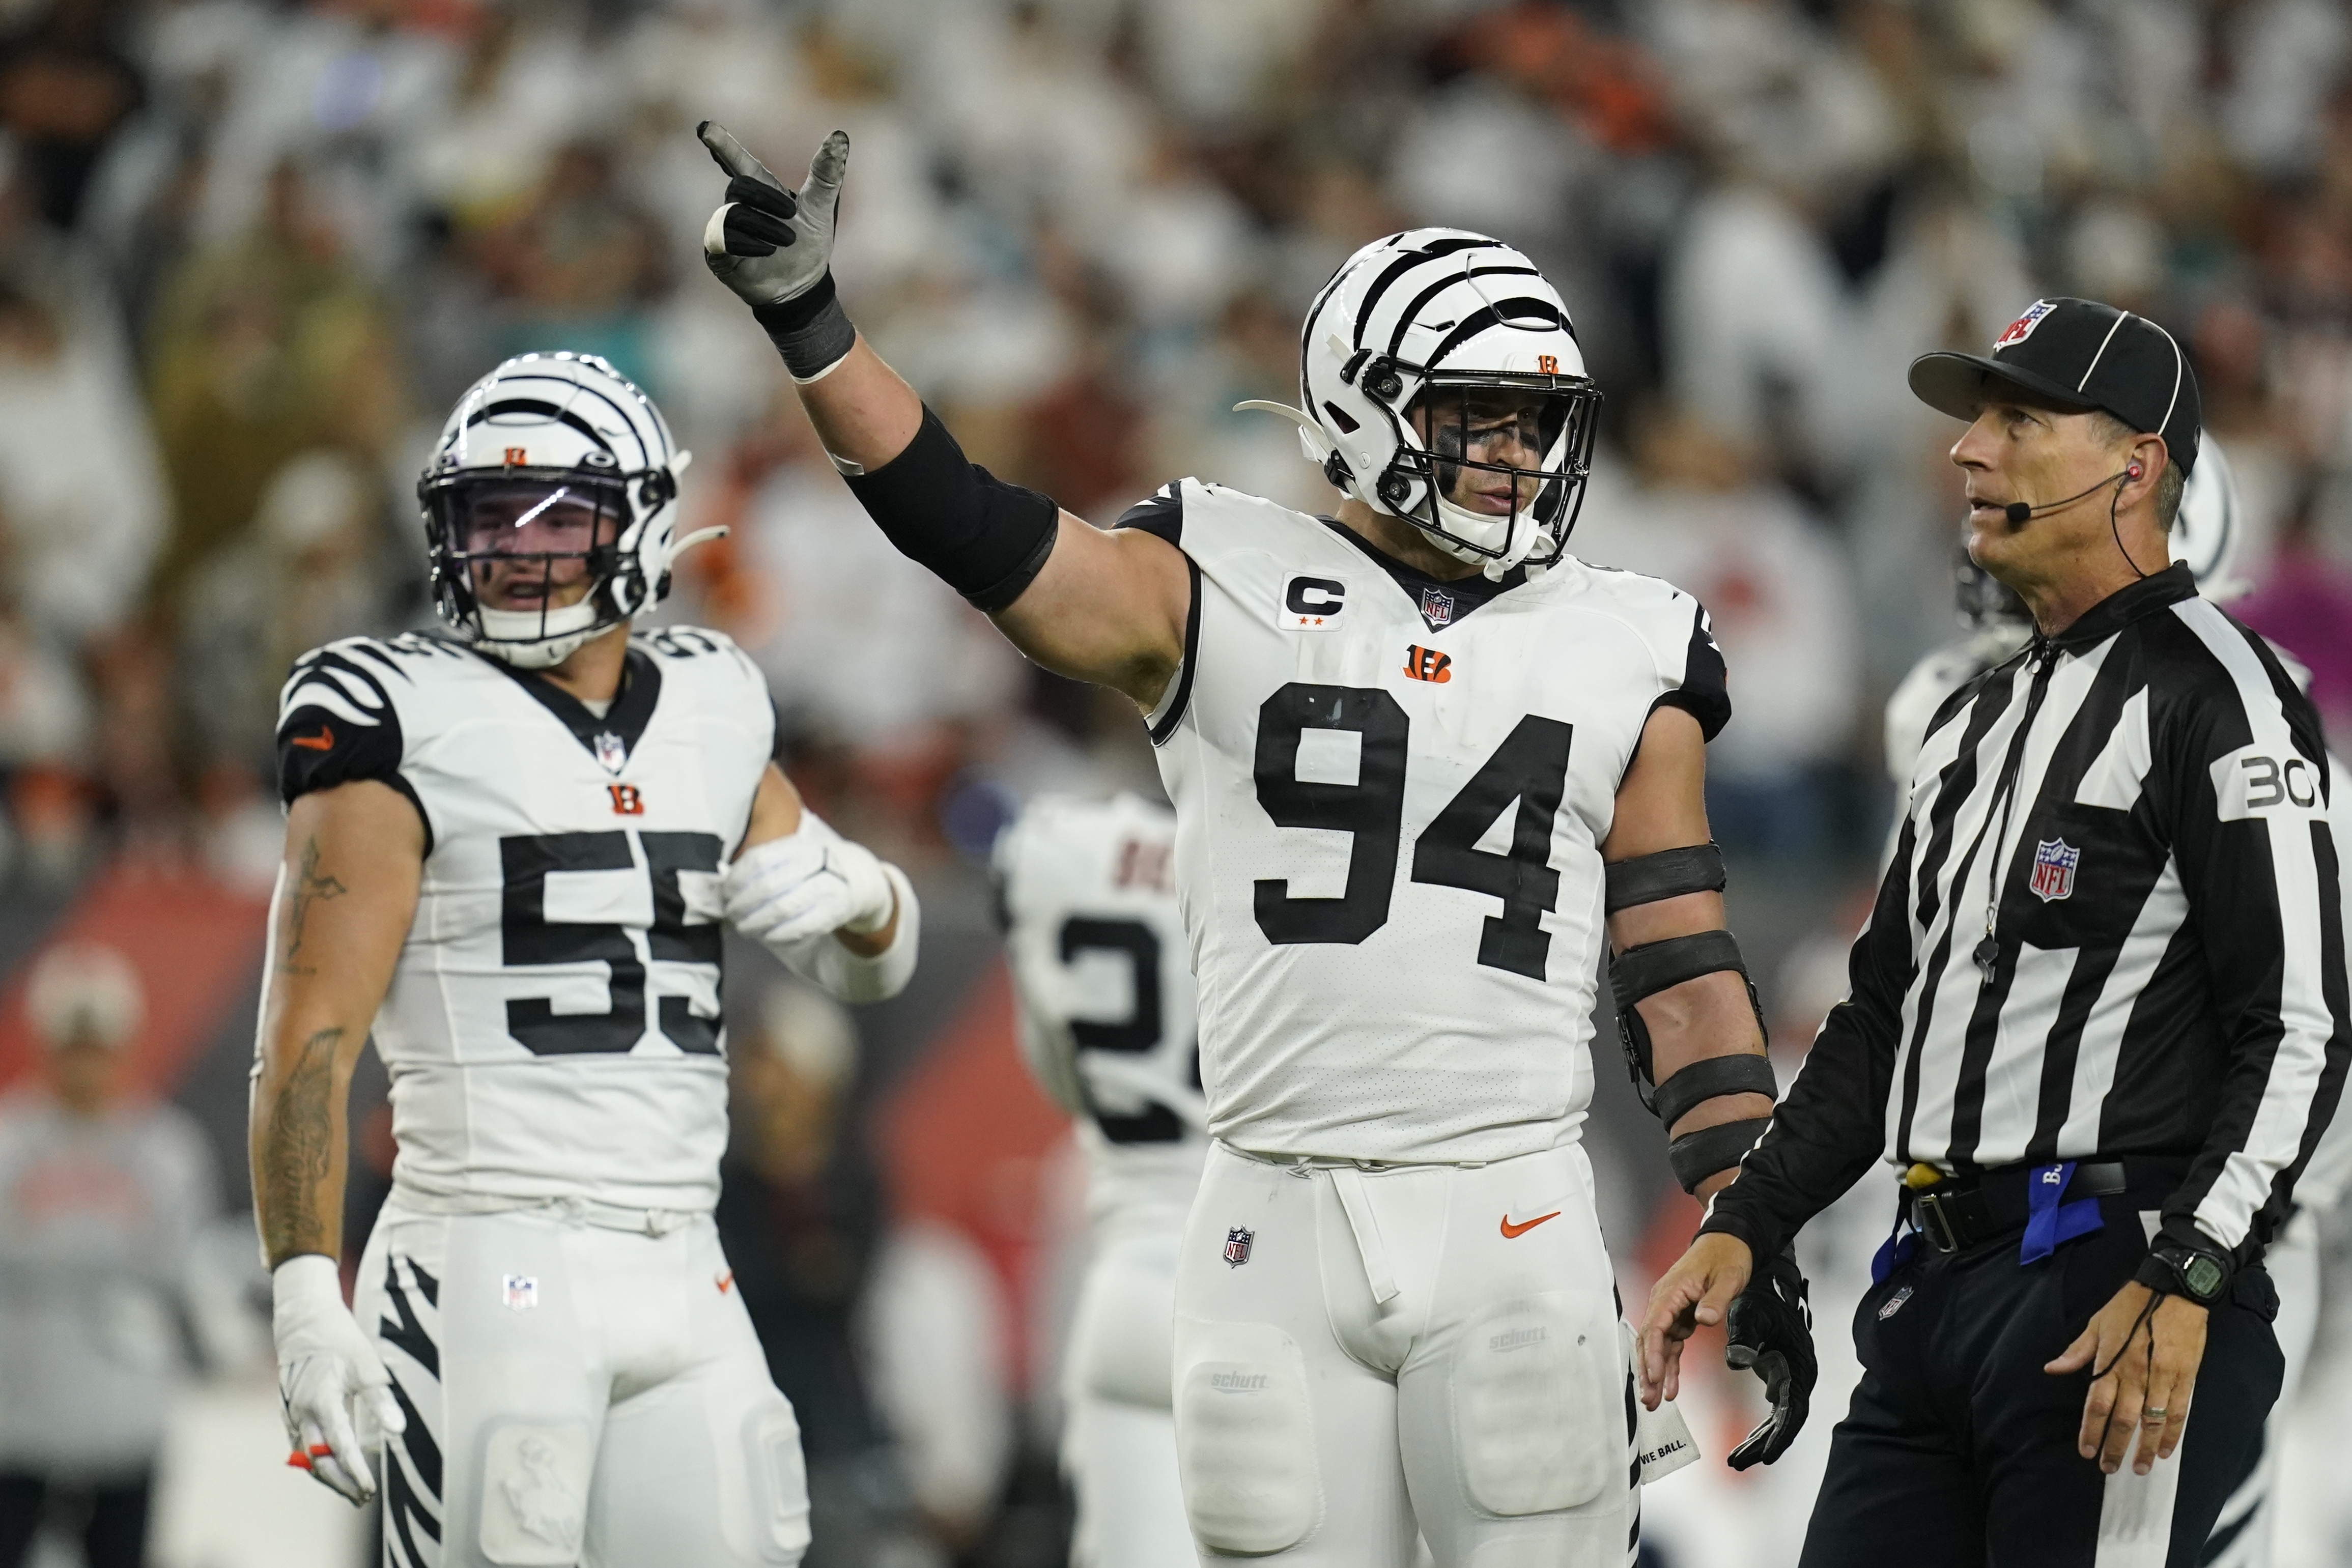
[0,0,2346,1562]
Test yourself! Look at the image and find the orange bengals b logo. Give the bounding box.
[608,783,644,815]
[1403,645,1452,683]
[504,446,528,466]
[1536,354,1560,375]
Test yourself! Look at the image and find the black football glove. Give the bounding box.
[698,122,845,310]
[1723,1244,1816,1470]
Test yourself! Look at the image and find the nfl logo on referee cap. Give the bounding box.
[2030,838,2080,902]
[1224,1227,1254,1268]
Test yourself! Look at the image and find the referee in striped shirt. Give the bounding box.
[1638,297,2350,1566]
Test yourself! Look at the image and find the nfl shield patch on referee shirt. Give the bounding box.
[2030,838,2080,902]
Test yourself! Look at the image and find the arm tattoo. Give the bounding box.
[281,836,348,975]
[260,1027,344,1264]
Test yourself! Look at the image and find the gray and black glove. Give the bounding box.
[697,121,856,380]
[1723,1244,1816,1470]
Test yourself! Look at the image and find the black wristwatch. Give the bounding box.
[2137,1237,2231,1305]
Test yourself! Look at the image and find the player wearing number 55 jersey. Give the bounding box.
[248,353,919,1568]
[700,123,1810,1566]
[995,793,1205,1568]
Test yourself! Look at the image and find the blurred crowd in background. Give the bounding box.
[0,0,2350,1563]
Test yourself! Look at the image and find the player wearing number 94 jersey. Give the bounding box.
[248,352,919,1568]
[702,125,1815,1567]
[995,793,1205,1568]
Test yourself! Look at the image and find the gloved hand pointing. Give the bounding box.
[698,122,846,311]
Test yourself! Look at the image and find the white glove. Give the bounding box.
[698,122,845,310]
[273,1253,404,1505]
[725,812,897,948]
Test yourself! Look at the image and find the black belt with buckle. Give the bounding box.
[1905,1158,2189,1255]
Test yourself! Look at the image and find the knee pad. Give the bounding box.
[743,1399,813,1565]
[1451,1292,1622,1518]
[479,1423,594,1566]
[1173,1319,1322,1554]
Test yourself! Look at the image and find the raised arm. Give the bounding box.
[249,779,422,1505]
[696,124,1189,709]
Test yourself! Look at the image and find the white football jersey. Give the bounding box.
[273,626,773,1213]
[995,793,1206,1234]
[1122,480,1730,1164]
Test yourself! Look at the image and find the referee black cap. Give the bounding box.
[1909,297,2202,476]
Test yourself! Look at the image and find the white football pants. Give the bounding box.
[1063,1225,1195,1568]
[354,1203,811,1568]
[1172,1141,1635,1568]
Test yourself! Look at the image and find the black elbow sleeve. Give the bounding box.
[839,407,1061,612]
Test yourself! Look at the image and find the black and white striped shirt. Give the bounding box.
[1706,564,2349,1262]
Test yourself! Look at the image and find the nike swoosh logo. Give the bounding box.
[715,1270,734,1294]
[1500,1211,1561,1239]
[289,725,334,752]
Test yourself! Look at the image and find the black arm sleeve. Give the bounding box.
[1698,815,1915,1259]
[840,406,1061,612]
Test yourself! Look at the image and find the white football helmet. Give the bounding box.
[1242,229,1602,578]
[419,353,710,669]
[2170,436,2244,601]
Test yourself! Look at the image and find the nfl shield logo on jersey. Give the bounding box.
[1419,587,1455,631]
[1223,1226,1254,1268]
[593,731,628,774]
[503,1274,539,1312]
[2030,838,2080,902]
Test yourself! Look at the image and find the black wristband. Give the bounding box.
[752,272,856,381]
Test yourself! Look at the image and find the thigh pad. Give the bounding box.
[1450,1290,1622,1517]
[1173,1318,1322,1555]
[479,1423,594,1567]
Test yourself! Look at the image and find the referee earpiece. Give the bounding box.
[2127,463,2143,480]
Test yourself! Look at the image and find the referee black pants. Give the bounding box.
[1801,1202,2282,1568]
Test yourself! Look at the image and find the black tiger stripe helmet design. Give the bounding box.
[418,352,719,668]
[1241,229,1603,578]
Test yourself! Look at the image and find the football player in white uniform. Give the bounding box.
[995,792,1204,1568]
[695,126,1809,1566]
[247,352,921,1568]
[1875,441,2352,1568]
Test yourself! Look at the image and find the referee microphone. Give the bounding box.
[2004,462,2150,578]
[2002,464,2137,527]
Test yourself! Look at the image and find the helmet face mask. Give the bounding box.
[1278,230,1604,579]
[1386,369,1601,570]
[423,471,634,653]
